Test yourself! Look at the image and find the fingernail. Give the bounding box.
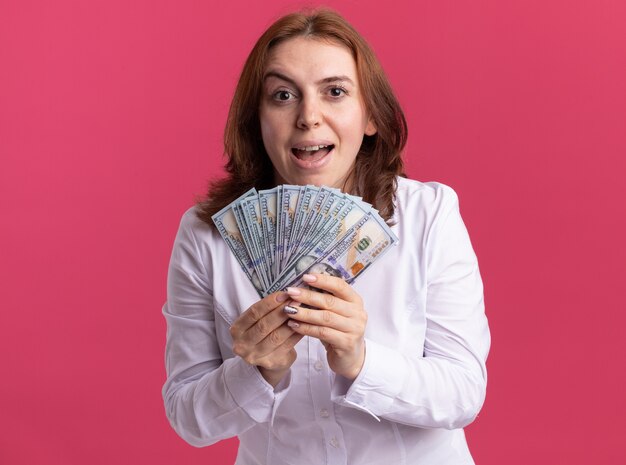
[302,274,317,283]
[286,287,301,296]
[287,320,300,329]
[283,305,298,315]
[276,293,289,303]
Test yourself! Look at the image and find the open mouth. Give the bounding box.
[291,144,335,162]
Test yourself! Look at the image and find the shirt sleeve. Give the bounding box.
[161,209,290,447]
[332,187,490,429]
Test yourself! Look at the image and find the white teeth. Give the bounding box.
[298,145,328,151]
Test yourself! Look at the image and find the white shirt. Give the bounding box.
[162,177,490,465]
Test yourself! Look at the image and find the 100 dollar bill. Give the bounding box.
[264,208,397,295]
[212,185,398,297]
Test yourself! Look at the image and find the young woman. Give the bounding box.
[162,9,490,464]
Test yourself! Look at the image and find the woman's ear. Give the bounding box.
[364,117,377,136]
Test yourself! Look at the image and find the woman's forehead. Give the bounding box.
[264,36,357,81]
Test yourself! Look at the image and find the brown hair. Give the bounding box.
[196,9,407,226]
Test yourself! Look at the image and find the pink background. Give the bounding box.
[1,0,625,463]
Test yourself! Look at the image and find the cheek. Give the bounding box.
[259,111,271,138]
[335,108,369,141]
[259,115,278,150]
[259,119,288,170]
[260,111,287,146]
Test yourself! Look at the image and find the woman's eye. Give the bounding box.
[329,87,346,97]
[274,90,293,101]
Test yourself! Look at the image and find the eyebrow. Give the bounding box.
[263,71,355,86]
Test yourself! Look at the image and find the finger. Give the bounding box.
[253,328,304,362]
[286,285,350,315]
[247,305,293,345]
[286,320,347,347]
[231,292,289,335]
[255,324,300,357]
[301,273,361,303]
[234,321,295,363]
[282,305,354,332]
[255,333,304,371]
[282,331,305,350]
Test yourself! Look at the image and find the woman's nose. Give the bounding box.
[296,96,322,129]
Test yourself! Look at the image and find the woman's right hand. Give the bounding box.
[230,292,304,387]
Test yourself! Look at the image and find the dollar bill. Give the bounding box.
[213,185,398,297]
[277,185,300,274]
[266,209,397,295]
[283,192,354,272]
[232,195,270,291]
[266,198,376,294]
[211,188,262,292]
[259,188,278,282]
[239,196,271,289]
[286,185,318,262]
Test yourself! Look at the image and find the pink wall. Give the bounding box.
[1,0,625,463]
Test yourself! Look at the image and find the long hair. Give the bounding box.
[196,9,407,227]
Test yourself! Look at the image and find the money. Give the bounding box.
[212,188,262,292]
[212,185,398,297]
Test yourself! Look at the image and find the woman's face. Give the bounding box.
[259,37,376,189]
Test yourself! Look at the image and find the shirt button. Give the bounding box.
[320,408,329,418]
[314,360,323,371]
[330,437,340,448]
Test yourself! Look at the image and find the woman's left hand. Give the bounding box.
[285,273,367,380]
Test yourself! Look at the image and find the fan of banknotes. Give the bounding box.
[212,185,398,297]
